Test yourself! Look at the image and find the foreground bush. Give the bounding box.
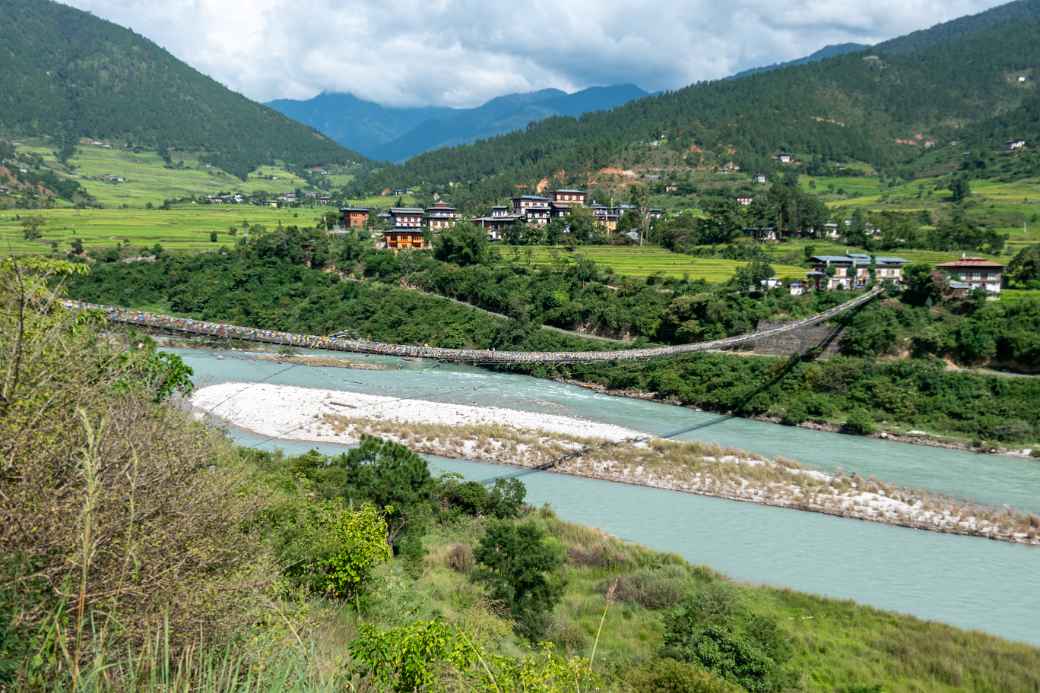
[0,259,268,687]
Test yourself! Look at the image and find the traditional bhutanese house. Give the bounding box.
[473,214,521,241]
[512,194,551,214]
[1007,139,1026,152]
[936,257,1004,295]
[425,201,458,231]
[523,205,551,226]
[788,280,806,296]
[490,205,511,218]
[807,254,908,291]
[383,227,428,251]
[776,153,793,164]
[388,207,424,228]
[341,207,370,229]
[736,195,753,207]
[648,208,664,220]
[551,188,587,206]
[753,173,768,184]
[589,204,620,233]
[823,222,840,240]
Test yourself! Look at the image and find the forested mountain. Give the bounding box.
[268,85,648,161]
[0,0,364,178]
[354,0,1040,205]
[729,43,868,79]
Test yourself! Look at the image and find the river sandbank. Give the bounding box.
[192,382,1040,546]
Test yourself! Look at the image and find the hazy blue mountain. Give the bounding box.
[730,43,869,79]
[267,84,648,161]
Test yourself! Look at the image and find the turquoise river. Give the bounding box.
[173,347,1040,646]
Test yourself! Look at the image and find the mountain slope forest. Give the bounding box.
[353,0,1040,205]
[268,85,648,162]
[0,0,365,178]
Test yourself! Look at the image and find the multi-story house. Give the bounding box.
[388,207,424,228]
[807,254,908,290]
[341,207,370,229]
[425,201,458,231]
[936,257,1004,295]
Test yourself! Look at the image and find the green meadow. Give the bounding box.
[499,244,807,281]
[0,205,328,254]
[16,141,310,207]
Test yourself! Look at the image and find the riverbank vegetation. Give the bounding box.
[4,266,1040,689]
[62,226,1040,446]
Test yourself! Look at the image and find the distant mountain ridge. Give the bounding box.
[267,84,648,162]
[0,0,363,178]
[352,0,1040,207]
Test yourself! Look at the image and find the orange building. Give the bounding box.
[341,207,370,229]
[384,227,428,250]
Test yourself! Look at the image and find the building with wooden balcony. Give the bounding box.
[425,201,459,231]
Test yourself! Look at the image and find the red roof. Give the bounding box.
[935,258,1004,269]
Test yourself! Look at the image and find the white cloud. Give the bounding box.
[62,0,1008,106]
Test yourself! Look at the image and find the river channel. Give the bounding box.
[174,347,1040,645]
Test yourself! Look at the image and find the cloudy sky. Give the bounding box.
[64,0,1007,107]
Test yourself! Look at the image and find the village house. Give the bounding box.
[936,257,1004,296]
[341,207,370,229]
[807,254,908,290]
[823,222,840,240]
[425,201,459,231]
[551,189,587,206]
[512,195,552,226]
[776,153,794,164]
[383,226,427,251]
[736,195,754,207]
[1007,139,1027,152]
[473,214,521,241]
[753,173,768,184]
[788,280,806,296]
[387,207,424,228]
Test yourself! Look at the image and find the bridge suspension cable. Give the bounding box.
[62,287,882,365]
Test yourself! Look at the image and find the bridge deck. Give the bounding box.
[63,288,881,365]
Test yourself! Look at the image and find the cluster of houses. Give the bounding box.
[793,253,1004,297]
[339,189,664,250]
[204,190,333,207]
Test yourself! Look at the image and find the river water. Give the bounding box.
[174,347,1040,645]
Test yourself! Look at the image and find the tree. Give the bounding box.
[472,521,565,640]
[1007,244,1040,287]
[20,216,45,241]
[434,222,490,266]
[337,437,435,549]
[949,174,971,203]
[662,584,792,692]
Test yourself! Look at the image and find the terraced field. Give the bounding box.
[498,245,806,281]
[0,205,328,254]
[16,142,313,207]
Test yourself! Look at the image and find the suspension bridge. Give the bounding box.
[62,287,882,365]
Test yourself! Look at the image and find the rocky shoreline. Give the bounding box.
[557,378,1038,459]
[192,382,1040,547]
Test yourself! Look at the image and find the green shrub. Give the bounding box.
[662,584,793,693]
[473,521,566,641]
[610,567,689,610]
[842,409,876,436]
[625,658,742,692]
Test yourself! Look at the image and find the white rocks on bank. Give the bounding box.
[191,382,643,445]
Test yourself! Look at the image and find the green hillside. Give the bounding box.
[353,0,1040,207]
[0,0,365,179]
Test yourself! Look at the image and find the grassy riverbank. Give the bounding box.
[5,267,1039,690]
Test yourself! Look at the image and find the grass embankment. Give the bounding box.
[498,244,806,281]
